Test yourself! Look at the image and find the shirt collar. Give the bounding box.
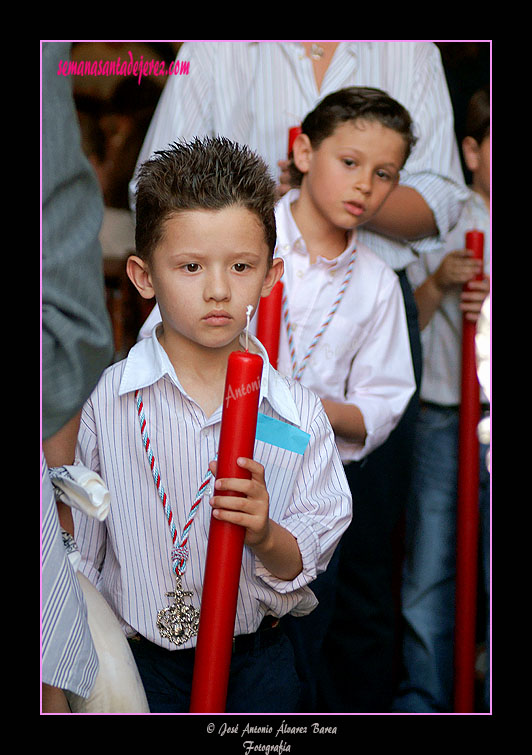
[275,188,357,270]
[119,324,178,395]
[119,325,302,427]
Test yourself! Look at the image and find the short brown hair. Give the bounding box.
[135,136,277,262]
[289,86,417,186]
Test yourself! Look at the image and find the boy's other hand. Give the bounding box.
[433,248,483,292]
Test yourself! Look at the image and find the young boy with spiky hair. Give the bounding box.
[72,136,352,713]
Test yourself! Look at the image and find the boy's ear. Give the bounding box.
[462,136,480,174]
[126,255,156,300]
[291,133,313,175]
[260,257,284,299]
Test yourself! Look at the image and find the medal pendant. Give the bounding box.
[156,574,200,646]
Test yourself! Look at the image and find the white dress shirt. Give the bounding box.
[406,189,490,406]
[270,190,416,462]
[73,329,352,651]
[132,40,468,270]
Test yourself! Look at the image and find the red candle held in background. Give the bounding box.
[189,350,263,713]
[255,126,301,368]
[287,125,302,156]
[256,281,284,369]
[453,229,484,712]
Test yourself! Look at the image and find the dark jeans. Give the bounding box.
[315,269,422,713]
[284,546,341,711]
[392,404,490,712]
[129,626,301,713]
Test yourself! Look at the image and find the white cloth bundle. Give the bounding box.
[65,574,150,713]
[49,465,110,521]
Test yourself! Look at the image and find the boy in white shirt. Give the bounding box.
[270,87,417,711]
[73,137,352,713]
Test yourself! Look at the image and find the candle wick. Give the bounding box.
[245,305,253,351]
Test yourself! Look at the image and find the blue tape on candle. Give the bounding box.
[255,413,310,455]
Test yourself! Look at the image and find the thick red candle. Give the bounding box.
[454,229,484,712]
[189,350,263,713]
[256,280,284,369]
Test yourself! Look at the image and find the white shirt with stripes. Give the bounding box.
[73,330,352,650]
[133,40,469,270]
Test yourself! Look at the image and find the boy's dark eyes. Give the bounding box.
[181,262,250,272]
[342,159,394,181]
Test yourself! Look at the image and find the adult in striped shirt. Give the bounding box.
[74,137,352,713]
[42,41,115,712]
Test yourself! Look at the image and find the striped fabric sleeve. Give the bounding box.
[41,454,99,697]
[254,385,352,593]
[74,398,108,587]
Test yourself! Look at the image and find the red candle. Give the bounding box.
[256,280,284,369]
[453,229,484,712]
[189,349,263,713]
[255,126,301,369]
[288,125,302,156]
